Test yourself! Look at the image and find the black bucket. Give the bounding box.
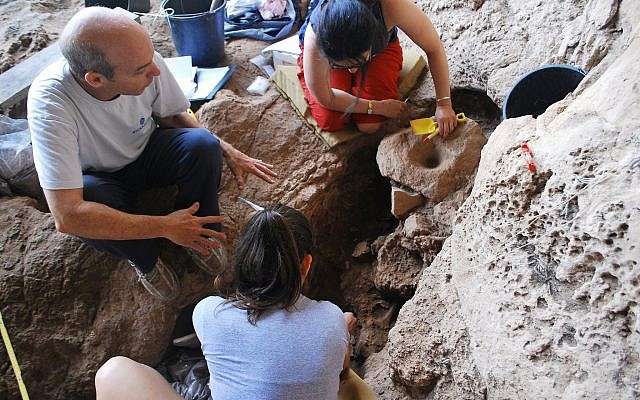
[502,64,586,119]
[162,0,226,67]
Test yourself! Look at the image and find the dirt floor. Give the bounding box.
[0,0,83,74]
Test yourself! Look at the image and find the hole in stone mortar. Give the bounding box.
[423,149,441,169]
[408,140,442,169]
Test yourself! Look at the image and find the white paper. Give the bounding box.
[247,76,270,95]
[164,56,198,97]
[261,34,301,57]
[191,67,231,100]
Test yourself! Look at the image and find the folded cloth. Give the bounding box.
[224,0,298,41]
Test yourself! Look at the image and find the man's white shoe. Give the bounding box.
[187,238,227,275]
[130,258,180,301]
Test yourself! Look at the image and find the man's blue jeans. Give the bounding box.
[81,128,223,273]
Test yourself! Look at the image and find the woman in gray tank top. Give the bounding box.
[298,0,459,136]
[93,204,372,400]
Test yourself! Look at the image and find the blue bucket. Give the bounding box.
[502,64,586,119]
[162,0,226,67]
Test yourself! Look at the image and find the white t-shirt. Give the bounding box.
[27,52,189,190]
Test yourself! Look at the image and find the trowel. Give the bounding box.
[238,197,265,211]
[411,112,467,140]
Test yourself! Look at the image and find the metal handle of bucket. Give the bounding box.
[162,0,225,16]
[128,0,150,12]
[210,0,224,12]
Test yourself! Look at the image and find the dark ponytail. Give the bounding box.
[225,204,314,324]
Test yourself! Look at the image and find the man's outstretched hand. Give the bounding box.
[162,202,226,256]
[224,145,277,190]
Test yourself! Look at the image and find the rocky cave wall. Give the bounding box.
[371,1,640,399]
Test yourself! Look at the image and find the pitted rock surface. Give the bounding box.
[386,29,640,399]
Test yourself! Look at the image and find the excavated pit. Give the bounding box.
[159,135,401,375]
[451,89,501,136]
[156,72,502,382]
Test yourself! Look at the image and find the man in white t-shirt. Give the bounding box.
[27,7,277,301]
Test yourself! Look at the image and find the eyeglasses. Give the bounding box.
[329,48,373,70]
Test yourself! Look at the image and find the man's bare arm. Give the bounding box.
[157,111,200,129]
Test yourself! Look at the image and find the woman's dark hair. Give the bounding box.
[224,204,314,324]
[315,0,388,64]
[315,0,388,113]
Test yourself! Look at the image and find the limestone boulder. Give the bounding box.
[387,28,640,399]
[376,120,486,203]
[374,208,452,299]
[407,0,638,105]
[386,241,485,400]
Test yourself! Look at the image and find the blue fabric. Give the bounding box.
[298,0,321,44]
[224,0,299,42]
[297,0,321,43]
[193,295,349,400]
[80,128,223,273]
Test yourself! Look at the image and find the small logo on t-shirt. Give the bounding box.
[132,117,147,134]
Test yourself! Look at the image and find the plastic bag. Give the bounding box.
[0,116,30,179]
[247,76,271,95]
[258,0,287,19]
[224,0,298,42]
[169,359,211,400]
[172,380,210,400]
[0,115,41,199]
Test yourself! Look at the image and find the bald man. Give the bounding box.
[27,7,276,301]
